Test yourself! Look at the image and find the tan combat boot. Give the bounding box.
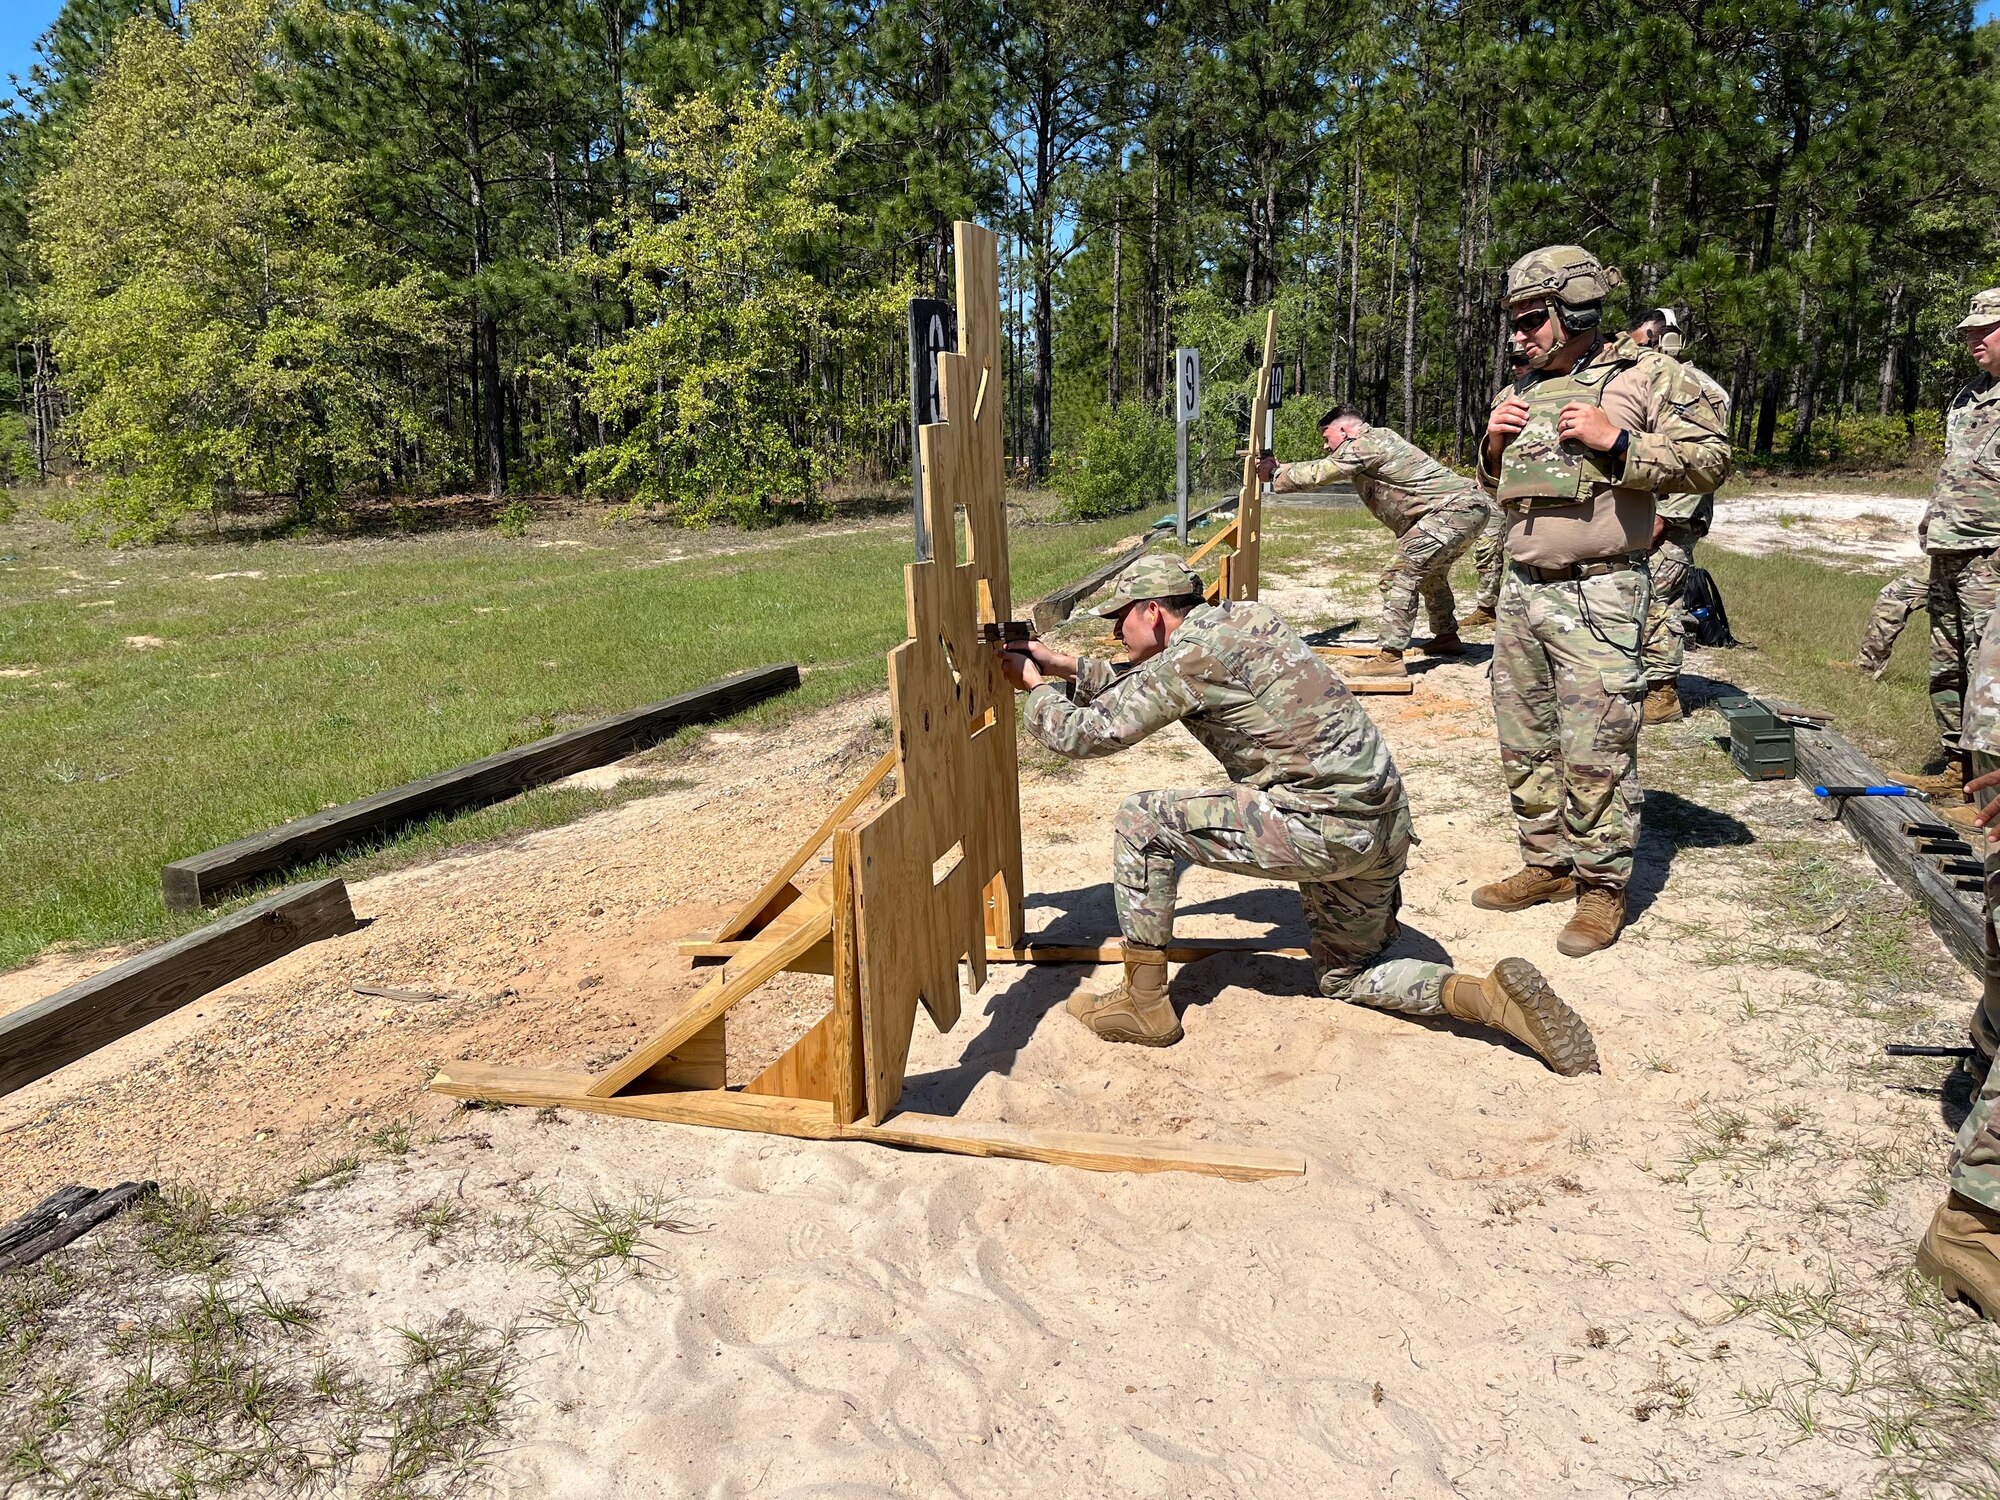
[1066,943,1181,1046]
[1470,865,1577,912]
[1641,681,1683,725]
[1900,755,1966,798]
[1426,631,1466,657]
[1348,648,1407,679]
[1916,1193,2000,1320]
[1557,884,1626,957]
[1461,605,1498,630]
[1441,959,1601,1076]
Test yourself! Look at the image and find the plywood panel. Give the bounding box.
[845,221,1026,1125]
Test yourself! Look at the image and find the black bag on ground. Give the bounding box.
[1683,566,1737,648]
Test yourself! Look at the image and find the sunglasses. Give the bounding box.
[1508,308,1551,335]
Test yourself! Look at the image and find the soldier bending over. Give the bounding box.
[993,555,1599,1075]
[1257,406,1492,680]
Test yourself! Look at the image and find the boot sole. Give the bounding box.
[1491,957,1600,1076]
[1090,1022,1184,1047]
[1916,1239,1994,1319]
[1470,883,1577,913]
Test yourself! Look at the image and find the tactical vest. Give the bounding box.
[1495,354,1635,509]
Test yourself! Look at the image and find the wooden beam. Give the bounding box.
[683,936,1311,966]
[708,747,895,949]
[587,879,835,1098]
[1792,724,1984,976]
[0,880,359,1098]
[162,664,801,910]
[430,1063,1305,1180]
[988,939,1308,963]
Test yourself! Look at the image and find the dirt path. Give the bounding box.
[3,546,1992,1495]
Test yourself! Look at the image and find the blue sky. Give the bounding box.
[6,0,2000,94]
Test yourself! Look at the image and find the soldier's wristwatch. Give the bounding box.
[1602,428,1630,477]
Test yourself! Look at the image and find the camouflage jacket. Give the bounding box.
[1273,426,1488,533]
[1966,603,2000,755]
[1923,376,2000,554]
[1478,334,1733,507]
[1656,362,1733,522]
[1023,601,1406,818]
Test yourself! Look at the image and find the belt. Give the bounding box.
[1510,554,1646,585]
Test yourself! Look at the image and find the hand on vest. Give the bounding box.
[1488,395,1531,441]
[1557,402,1621,453]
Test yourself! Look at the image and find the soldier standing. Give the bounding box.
[993,555,1599,1075]
[1256,406,1492,679]
[1628,307,1733,725]
[1912,289,2000,798]
[1918,598,2000,1319]
[1473,247,1732,956]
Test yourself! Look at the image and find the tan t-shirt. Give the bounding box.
[1478,336,1734,568]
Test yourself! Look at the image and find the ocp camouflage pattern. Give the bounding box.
[1929,551,2000,751]
[1273,424,1488,534]
[1923,375,2000,554]
[1490,566,1649,887]
[1641,534,1693,687]
[1111,787,1450,1015]
[1024,600,1403,819]
[1855,566,1928,678]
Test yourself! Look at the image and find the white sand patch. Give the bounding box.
[1709,494,1927,568]
[122,635,169,650]
[204,569,267,581]
[0,666,38,678]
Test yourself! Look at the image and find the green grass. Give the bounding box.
[0,506,1152,970]
[1700,546,1938,773]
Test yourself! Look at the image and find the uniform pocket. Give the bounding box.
[1592,664,1645,752]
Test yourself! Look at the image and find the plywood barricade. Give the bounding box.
[430,221,1304,1183]
[1186,307,1277,605]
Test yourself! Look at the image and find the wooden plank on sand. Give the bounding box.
[0,879,359,1098]
[162,663,800,909]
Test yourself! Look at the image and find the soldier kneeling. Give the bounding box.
[993,556,1600,1075]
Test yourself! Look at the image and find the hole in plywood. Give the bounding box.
[931,841,965,887]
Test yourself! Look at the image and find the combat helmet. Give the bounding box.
[1503,245,1625,365]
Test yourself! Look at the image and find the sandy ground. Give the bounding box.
[1708,493,1926,567]
[2,546,1988,1495]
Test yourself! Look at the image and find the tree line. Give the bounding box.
[2,0,1997,540]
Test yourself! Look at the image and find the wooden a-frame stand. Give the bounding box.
[1186,306,1276,606]
[432,223,1304,1183]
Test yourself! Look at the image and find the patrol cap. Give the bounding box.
[1957,288,2000,330]
[1090,555,1205,617]
[1503,245,1624,309]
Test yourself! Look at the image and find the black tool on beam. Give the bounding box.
[1885,1043,1979,1060]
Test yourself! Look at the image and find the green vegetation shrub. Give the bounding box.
[494,499,534,537]
[31,0,448,543]
[1752,409,1945,470]
[1054,402,1175,520]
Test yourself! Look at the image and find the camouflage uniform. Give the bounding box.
[1273,426,1491,650]
[1640,362,1731,688]
[1855,566,1929,677]
[1023,599,1455,1016]
[1924,368,2000,752]
[1950,601,2000,1212]
[1472,506,1508,613]
[1478,331,1733,890]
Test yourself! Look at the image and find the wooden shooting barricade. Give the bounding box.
[432,223,1304,1183]
[1185,307,1276,606]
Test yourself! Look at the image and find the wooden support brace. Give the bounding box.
[431,1063,1305,1181]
